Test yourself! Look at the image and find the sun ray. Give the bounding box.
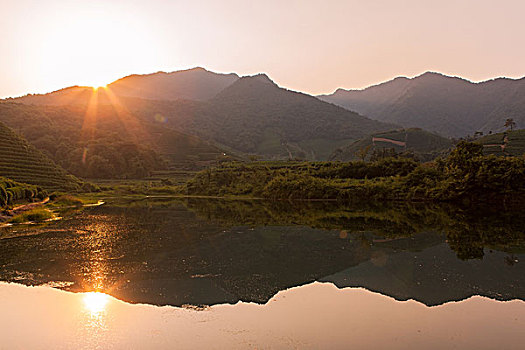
[80,88,99,143]
[102,86,152,144]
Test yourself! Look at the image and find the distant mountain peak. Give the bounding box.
[113,66,238,81]
[168,66,236,76]
[241,73,277,86]
[417,71,446,78]
[325,76,411,96]
[212,73,281,100]
[413,71,468,84]
[101,67,240,101]
[319,71,525,138]
[187,66,207,72]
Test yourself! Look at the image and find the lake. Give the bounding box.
[0,198,524,348]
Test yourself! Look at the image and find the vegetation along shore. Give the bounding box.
[185,141,525,204]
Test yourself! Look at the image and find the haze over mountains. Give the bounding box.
[5,68,394,161]
[8,67,239,105]
[171,73,392,158]
[108,67,240,101]
[319,72,525,138]
[2,67,525,178]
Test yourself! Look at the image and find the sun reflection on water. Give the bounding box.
[83,292,110,315]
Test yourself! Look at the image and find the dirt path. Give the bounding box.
[372,137,407,147]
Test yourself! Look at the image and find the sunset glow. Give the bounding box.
[1,0,524,349]
[1,0,524,98]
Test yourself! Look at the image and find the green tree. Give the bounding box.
[87,155,115,178]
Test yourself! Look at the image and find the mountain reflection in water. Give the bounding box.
[0,198,523,307]
[1,281,524,350]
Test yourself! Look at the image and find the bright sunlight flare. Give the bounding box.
[83,292,110,315]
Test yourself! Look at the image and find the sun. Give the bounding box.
[35,3,158,94]
[92,85,108,91]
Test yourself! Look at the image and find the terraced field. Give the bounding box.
[477,129,525,157]
[0,176,47,207]
[0,121,79,190]
[330,128,453,162]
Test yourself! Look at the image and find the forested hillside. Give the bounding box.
[6,72,395,161]
[0,102,226,179]
[319,72,525,138]
[122,74,395,159]
[7,86,98,106]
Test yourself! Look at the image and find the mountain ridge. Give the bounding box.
[6,67,240,104]
[323,72,525,95]
[107,66,240,101]
[4,69,395,160]
[319,72,525,138]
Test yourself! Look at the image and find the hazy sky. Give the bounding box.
[1,0,524,98]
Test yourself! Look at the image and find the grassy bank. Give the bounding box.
[8,208,54,224]
[1,194,102,225]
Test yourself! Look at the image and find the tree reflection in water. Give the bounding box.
[0,198,523,307]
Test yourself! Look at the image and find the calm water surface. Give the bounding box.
[1,198,523,306]
[0,198,524,348]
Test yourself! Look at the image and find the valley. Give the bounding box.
[2,1,524,348]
